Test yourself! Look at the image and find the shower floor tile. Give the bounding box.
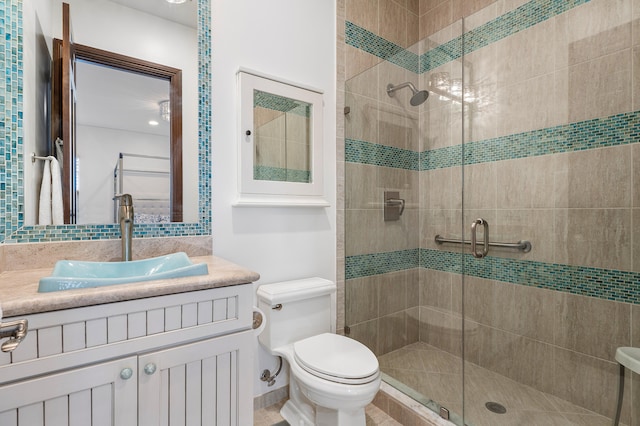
[378,342,622,426]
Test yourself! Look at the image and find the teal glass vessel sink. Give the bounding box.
[38,252,209,293]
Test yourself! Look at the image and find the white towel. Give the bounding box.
[38,158,64,225]
[55,138,64,167]
[38,159,52,225]
[50,158,63,225]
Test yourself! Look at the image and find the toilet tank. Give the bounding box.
[257,277,336,351]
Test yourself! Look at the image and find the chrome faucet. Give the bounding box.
[116,194,134,261]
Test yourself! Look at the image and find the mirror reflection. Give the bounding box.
[253,90,312,184]
[237,71,325,207]
[27,0,199,225]
[76,61,174,224]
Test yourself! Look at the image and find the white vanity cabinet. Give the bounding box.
[0,284,254,426]
[138,330,249,426]
[0,355,138,425]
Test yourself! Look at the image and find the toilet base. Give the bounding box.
[316,405,365,426]
[280,399,366,426]
[281,399,314,426]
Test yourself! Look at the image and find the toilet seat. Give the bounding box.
[293,333,379,385]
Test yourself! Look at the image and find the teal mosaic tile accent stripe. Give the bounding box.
[420,248,640,305]
[420,144,462,171]
[345,249,419,280]
[346,138,419,170]
[254,91,311,118]
[421,110,640,170]
[346,248,640,304]
[196,0,212,236]
[3,0,212,243]
[8,222,205,243]
[253,166,311,183]
[2,0,24,243]
[421,0,591,73]
[346,110,640,171]
[345,22,419,74]
[346,1,591,75]
[420,38,462,75]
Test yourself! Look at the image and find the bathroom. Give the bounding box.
[4,0,640,425]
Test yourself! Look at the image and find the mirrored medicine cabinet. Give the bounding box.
[235,71,328,207]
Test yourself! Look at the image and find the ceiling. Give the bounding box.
[109,0,197,28]
[76,60,171,137]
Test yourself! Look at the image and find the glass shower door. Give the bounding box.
[460,1,639,425]
[343,13,467,425]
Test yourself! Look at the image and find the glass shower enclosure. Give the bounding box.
[343,1,639,425]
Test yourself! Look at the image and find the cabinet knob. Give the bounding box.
[120,368,133,380]
[144,363,157,375]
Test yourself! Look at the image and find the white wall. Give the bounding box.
[76,125,169,224]
[23,0,53,225]
[211,1,337,398]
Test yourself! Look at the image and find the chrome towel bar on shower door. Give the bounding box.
[434,235,532,253]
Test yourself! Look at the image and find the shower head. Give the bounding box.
[386,82,429,106]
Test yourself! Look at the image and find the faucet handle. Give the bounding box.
[114,193,133,206]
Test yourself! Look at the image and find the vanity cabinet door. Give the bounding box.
[138,330,253,426]
[0,356,137,426]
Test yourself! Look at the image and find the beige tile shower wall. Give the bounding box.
[284,114,311,172]
[418,0,640,423]
[337,0,346,334]
[254,107,285,168]
[418,0,498,39]
[346,269,420,356]
[344,0,422,352]
[254,109,311,173]
[346,0,420,81]
[633,304,640,424]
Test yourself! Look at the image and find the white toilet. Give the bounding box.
[257,277,381,426]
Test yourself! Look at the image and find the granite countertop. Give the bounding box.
[0,256,260,318]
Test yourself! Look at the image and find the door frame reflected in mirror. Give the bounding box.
[51,40,184,223]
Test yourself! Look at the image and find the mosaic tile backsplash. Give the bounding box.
[1,0,211,243]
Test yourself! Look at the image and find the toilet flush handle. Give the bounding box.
[272,304,283,310]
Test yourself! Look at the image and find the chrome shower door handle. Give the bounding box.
[470,218,489,258]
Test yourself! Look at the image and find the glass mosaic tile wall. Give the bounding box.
[0,0,211,243]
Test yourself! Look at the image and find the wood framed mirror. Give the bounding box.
[51,2,183,224]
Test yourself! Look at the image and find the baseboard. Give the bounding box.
[254,385,289,411]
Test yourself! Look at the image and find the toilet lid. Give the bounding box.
[293,333,379,384]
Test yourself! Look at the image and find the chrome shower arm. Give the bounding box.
[386,82,418,95]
